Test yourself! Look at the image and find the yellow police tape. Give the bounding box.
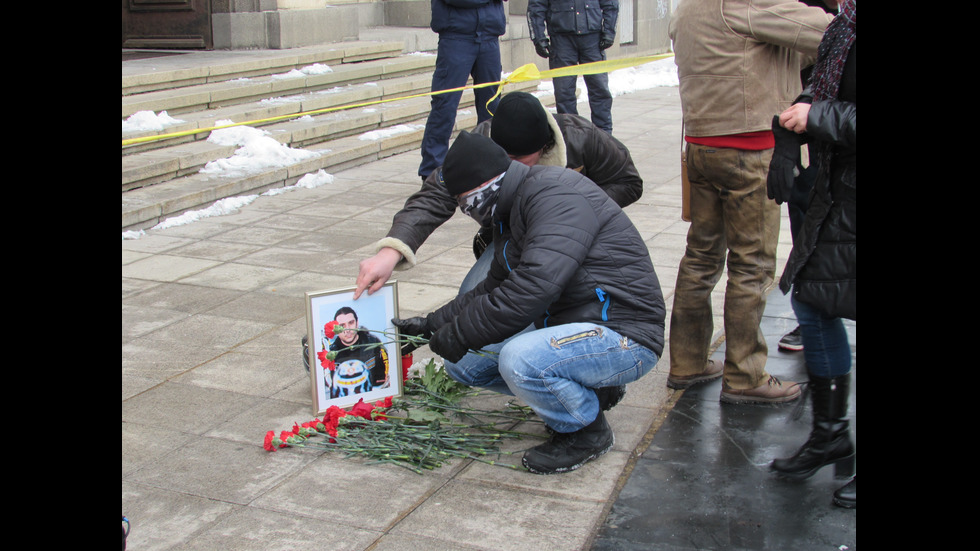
[122,53,673,147]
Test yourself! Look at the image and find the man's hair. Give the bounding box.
[334,306,358,322]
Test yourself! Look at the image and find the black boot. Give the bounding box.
[833,476,856,509]
[596,385,626,411]
[770,374,854,480]
[523,411,614,474]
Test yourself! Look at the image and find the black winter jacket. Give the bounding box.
[426,161,666,355]
[779,41,856,320]
[378,112,643,268]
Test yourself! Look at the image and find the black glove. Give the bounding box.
[428,321,469,364]
[767,114,805,205]
[599,35,614,50]
[534,38,552,59]
[472,226,493,260]
[391,316,432,355]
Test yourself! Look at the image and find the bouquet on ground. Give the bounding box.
[264,359,543,474]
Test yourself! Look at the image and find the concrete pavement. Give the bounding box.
[123,83,854,550]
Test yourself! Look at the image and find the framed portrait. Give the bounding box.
[305,281,402,416]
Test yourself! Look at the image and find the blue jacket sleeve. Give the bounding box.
[527,0,549,42]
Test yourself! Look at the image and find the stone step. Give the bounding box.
[122,33,553,233]
[122,41,407,96]
[123,72,540,191]
[122,69,436,157]
[122,85,553,232]
[122,105,466,233]
[122,52,436,120]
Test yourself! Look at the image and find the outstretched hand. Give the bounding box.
[354,247,402,299]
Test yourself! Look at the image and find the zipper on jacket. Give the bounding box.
[595,287,610,321]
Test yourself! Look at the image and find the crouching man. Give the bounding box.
[393,131,665,474]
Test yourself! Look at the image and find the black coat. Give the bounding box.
[427,161,666,354]
[779,41,856,320]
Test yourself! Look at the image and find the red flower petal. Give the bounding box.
[349,398,375,420]
[324,322,341,340]
[263,430,277,452]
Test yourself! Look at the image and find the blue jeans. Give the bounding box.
[444,323,659,433]
[458,241,494,295]
[791,294,851,378]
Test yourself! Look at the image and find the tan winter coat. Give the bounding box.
[669,0,834,137]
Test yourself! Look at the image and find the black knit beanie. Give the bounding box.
[490,92,552,156]
[442,131,512,196]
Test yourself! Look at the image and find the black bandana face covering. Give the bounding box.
[457,172,504,226]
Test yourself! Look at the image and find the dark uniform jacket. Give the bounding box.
[430,0,506,41]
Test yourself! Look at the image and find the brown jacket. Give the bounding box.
[669,0,833,137]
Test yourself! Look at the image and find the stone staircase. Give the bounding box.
[122,37,548,232]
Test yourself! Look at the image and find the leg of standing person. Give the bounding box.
[669,144,798,402]
[470,39,502,123]
[576,33,613,134]
[419,38,480,180]
[771,295,854,505]
[778,164,818,352]
[714,146,785,396]
[668,146,728,388]
[548,33,580,117]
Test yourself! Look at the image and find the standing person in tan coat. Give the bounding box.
[666,0,834,403]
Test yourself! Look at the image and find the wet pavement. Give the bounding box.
[592,288,856,550]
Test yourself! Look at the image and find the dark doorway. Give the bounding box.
[121,0,212,50]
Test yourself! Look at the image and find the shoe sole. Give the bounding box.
[667,371,723,390]
[832,496,856,509]
[770,452,855,481]
[720,390,801,404]
[777,343,804,352]
[522,436,614,475]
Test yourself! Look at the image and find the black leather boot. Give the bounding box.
[833,476,856,508]
[770,374,854,480]
[523,411,614,474]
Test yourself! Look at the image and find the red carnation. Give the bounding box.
[324,322,342,340]
[349,398,375,420]
[263,430,278,452]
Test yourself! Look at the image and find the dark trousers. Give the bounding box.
[419,36,502,178]
[549,33,613,134]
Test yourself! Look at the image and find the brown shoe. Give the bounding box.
[667,359,724,389]
[720,375,801,404]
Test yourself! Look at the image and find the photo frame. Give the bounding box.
[305,281,402,416]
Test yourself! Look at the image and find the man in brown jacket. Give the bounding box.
[666,0,834,403]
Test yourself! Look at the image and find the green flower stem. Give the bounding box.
[328,326,499,358]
